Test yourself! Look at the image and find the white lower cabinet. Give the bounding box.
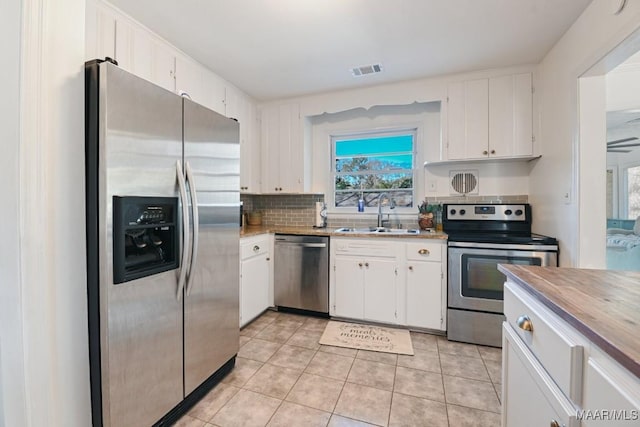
[502,323,579,427]
[363,259,397,324]
[503,277,640,427]
[405,241,445,331]
[333,256,365,319]
[330,238,446,329]
[240,234,273,327]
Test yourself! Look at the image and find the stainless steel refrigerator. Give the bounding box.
[85,59,240,427]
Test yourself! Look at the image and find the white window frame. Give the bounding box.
[622,161,640,219]
[330,128,417,213]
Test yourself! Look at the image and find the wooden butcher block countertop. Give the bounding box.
[498,264,640,378]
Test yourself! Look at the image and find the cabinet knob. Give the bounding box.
[365,262,369,268]
[275,187,278,191]
[266,257,270,261]
[358,262,363,267]
[279,187,283,191]
[483,150,488,155]
[516,315,533,332]
[418,249,430,255]
[490,149,496,155]
[253,245,260,252]
[408,266,413,271]
[550,421,560,427]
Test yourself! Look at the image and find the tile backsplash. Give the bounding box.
[241,194,324,227]
[241,194,529,228]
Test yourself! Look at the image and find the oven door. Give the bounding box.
[448,244,557,314]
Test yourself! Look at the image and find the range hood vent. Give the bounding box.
[351,63,383,77]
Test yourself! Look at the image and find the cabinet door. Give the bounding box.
[582,358,640,427]
[406,261,442,330]
[502,323,579,427]
[85,3,116,60]
[489,73,532,158]
[363,259,397,324]
[240,253,270,327]
[447,79,489,160]
[175,56,205,106]
[333,257,364,319]
[260,103,302,193]
[230,91,260,193]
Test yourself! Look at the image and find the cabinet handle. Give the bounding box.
[253,245,260,252]
[408,266,413,271]
[550,421,560,427]
[516,315,533,332]
[365,262,369,268]
[358,262,363,267]
[274,187,278,191]
[266,257,270,261]
[418,249,430,255]
[279,187,283,191]
[490,149,496,155]
[482,150,488,155]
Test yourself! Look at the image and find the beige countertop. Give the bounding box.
[498,264,640,378]
[240,225,448,240]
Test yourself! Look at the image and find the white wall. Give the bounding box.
[531,1,640,267]
[4,0,91,425]
[0,0,27,425]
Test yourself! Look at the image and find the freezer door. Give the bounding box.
[183,99,240,395]
[97,63,184,426]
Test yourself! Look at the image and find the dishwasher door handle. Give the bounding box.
[275,242,327,248]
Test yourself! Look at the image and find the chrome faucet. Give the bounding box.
[377,192,396,228]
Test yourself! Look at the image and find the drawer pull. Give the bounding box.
[418,249,430,255]
[550,421,560,427]
[253,245,260,252]
[516,315,533,332]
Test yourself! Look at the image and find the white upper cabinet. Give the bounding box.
[260,102,304,193]
[489,73,533,158]
[114,18,175,92]
[447,78,489,160]
[227,87,261,193]
[447,73,533,161]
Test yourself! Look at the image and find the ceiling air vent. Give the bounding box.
[351,63,383,77]
[449,170,479,196]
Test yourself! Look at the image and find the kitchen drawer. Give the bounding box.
[241,236,270,260]
[332,238,399,258]
[405,241,442,262]
[503,323,580,427]
[504,281,584,404]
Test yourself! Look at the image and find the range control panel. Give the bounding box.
[445,204,528,221]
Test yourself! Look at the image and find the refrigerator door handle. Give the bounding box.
[176,160,190,300]
[185,161,199,296]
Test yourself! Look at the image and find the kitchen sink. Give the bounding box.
[334,227,420,234]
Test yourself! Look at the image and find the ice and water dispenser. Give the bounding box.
[112,196,179,284]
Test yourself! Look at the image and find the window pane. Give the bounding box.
[335,173,412,190]
[332,130,415,209]
[336,154,413,172]
[335,190,413,208]
[335,134,413,156]
[628,166,640,218]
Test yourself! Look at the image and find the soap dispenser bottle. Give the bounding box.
[357,194,365,212]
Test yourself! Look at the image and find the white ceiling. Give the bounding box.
[108,0,592,101]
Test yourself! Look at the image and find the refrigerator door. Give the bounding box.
[97,63,184,426]
[183,99,240,395]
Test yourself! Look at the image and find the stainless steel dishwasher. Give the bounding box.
[274,234,329,315]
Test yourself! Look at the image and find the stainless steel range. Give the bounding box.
[443,203,558,347]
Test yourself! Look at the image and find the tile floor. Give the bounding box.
[175,311,502,427]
